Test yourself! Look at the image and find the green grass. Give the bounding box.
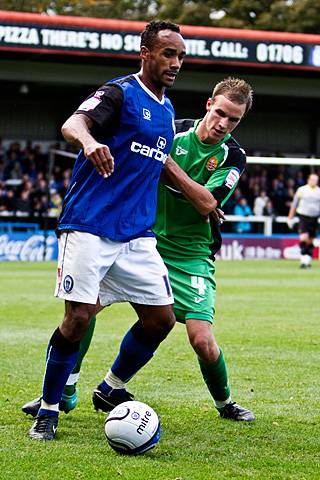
[0,260,320,480]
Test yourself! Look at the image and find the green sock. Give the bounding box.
[198,349,231,405]
[64,384,76,396]
[73,315,97,373]
[62,315,97,397]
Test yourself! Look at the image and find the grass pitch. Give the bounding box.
[0,260,319,480]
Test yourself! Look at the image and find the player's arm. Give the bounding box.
[287,190,300,228]
[163,155,218,216]
[61,84,123,177]
[61,114,114,177]
[288,191,299,220]
[204,144,246,216]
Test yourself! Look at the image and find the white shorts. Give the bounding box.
[54,231,173,306]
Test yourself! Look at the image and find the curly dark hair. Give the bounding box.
[140,20,180,50]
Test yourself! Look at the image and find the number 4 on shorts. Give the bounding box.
[191,276,206,295]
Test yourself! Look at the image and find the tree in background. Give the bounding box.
[2,0,320,33]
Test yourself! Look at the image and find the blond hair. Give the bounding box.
[212,77,253,113]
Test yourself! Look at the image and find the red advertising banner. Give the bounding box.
[217,235,320,261]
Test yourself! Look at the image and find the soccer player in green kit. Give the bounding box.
[23,77,254,421]
[154,77,254,420]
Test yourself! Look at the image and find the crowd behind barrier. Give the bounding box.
[0,139,319,234]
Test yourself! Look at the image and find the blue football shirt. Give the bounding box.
[58,74,176,241]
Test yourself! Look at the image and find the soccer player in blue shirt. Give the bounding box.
[28,20,186,441]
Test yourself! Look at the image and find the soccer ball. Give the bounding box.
[104,400,160,455]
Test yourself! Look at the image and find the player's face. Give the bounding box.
[308,174,319,188]
[141,30,186,92]
[202,95,246,144]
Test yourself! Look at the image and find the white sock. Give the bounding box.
[66,372,80,386]
[214,396,232,409]
[40,400,59,412]
[104,370,126,390]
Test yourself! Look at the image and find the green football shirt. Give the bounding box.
[154,119,246,260]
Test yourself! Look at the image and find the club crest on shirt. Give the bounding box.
[206,156,218,171]
[63,275,74,293]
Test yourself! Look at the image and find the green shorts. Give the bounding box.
[164,256,216,324]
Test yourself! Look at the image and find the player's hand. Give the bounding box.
[287,218,294,229]
[211,208,225,225]
[84,142,114,178]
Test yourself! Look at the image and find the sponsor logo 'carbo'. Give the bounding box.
[130,142,167,163]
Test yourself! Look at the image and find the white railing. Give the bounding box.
[225,215,319,236]
[247,156,320,166]
[0,212,305,236]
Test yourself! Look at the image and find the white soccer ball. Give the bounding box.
[104,400,160,455]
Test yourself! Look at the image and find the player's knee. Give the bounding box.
[190,332,219,363]
[161,308,175,331]
[150,312,175,342]
[131,315,173,350]
[135,304,175,340]
[62,302,95,341]
[190,333,209,356]
[50,327,80,354]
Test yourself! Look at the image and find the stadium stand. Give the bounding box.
[1,139,319,236]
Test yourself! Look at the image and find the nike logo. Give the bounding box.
[175,146,188,156]
[194,297,203,304]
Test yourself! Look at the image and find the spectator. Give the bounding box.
[0,189,16,213]
[269,177,287,215]
[9,161,23,181]
[253,190,269,216]
[296,170,305,187]
[49,191,63,217]
[263,199,275,217]
[15,189,32,215]
[233,197,253,233]
[224,186,242,214]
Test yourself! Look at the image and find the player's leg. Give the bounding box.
[186,319,254,421]
[306,236,315,267]
[298,215,317,268]
[28,231,119,440]
[299,231,311,268]
[93,304,175,411]
[165,256,254,421]
[22,315,97,417]
[28,300,95,440]
[61,314,97,408]
[304,218,318,268]
[92,237,175,412]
